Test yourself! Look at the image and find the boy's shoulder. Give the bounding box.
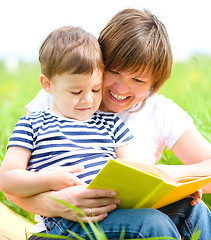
[20,111,49,121]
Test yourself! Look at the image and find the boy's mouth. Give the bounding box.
[76,107,92,111]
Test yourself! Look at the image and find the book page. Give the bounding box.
[117,159,175,182]
[117,159,211,184]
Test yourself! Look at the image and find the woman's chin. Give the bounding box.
[101,101,128,113]
[100,94,132,112]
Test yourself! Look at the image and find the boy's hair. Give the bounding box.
[99,8,173,95]
[39,26,104,79]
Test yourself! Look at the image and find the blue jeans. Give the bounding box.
[44,208,180,239]
[159,198,211,240]
[41,198,210,240]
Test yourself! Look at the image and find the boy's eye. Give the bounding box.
[71,90,82,95]
[92,88,101,93]
[92,89,101,93]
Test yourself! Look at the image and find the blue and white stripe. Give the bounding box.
[8,111,133,184]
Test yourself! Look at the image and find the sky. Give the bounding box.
[1,0,211,63]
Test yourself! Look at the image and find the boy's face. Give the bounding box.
[49,68,103,121]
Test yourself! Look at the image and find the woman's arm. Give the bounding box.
[5,185,119,223]
[170,123,211,192]
[115,143,134,161]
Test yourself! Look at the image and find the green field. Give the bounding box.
[0,55,210,222]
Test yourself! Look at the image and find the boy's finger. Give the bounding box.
[64,164,84,173]
[72,176,86,185]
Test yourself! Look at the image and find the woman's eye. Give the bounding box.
[71,90,82,95]
[109,70,120,75]
[133,78,145,83]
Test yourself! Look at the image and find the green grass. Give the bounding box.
[0,61,41,159]
[159,55,211,138]
[0,61,41,223]
[0,55,210,224]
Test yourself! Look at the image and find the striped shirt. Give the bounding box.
[8,110,133,184]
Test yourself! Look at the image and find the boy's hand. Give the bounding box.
[47,165,85,191]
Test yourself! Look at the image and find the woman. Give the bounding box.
[6,8,211,240]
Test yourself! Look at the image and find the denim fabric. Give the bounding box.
[29,231,67,240]
[44,208,180,239]
[159,198,211,240]
[34,198,211,240]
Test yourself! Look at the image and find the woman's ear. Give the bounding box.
[40,74,52,93]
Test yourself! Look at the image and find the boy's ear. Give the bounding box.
[40,74,52,93]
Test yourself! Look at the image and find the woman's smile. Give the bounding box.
[109,90,129,101]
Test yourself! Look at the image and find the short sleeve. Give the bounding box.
[25,89,53,113]
[155,95,193,149]
[7,116,34,152]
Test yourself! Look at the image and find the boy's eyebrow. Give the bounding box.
[67,84,102,90]
[94,83,102,88]
[67,86,82,90]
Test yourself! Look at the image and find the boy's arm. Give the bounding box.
[0,147,84,197]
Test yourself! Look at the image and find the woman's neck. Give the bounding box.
[99,102,112,113]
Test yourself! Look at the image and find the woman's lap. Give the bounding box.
[29,198,211,240]
[43,208,180,239]
[159,198,211,240]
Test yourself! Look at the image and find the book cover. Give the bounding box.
[87,159,211,209]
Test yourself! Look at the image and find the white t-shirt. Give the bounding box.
[25,89,193,233]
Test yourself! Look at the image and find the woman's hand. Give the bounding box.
[6,185,120,223]
[189,189,202,206]
[48,185,120,222]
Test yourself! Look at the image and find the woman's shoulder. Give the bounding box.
[25,89,52,112]
[146,93,175,109]
[117,94,175,120]
[147,94,191,119]
[140,93,187,117]
[117,93,192,127]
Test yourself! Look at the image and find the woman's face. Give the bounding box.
[100,69,153,112]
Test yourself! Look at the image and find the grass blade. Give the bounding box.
[33,233,74,239]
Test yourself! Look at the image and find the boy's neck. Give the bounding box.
[48,105,94,122]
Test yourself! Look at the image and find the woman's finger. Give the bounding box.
[82,204,117,217]
[82,188,118,199]
[79,197,120,208]
[81,214,108,223]
[190,189,202,206]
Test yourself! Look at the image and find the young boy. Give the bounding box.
[0,26,133,199]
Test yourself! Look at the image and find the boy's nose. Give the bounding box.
[80,93,93,104]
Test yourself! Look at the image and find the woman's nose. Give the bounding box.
[114,78,130,94]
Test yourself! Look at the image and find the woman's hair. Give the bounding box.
[39,26,104,79]
[99,8,173,95]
